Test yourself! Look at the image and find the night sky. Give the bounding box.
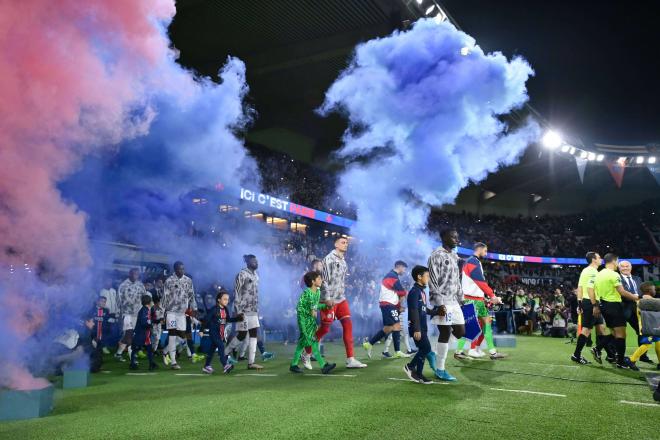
[442,0,660,147]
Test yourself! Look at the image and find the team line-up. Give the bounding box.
[101,228,657,384]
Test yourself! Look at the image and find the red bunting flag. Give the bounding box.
[606,158,626,188]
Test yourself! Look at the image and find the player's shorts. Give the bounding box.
[464,299,488,318]
[122,314,137,331]
[166,312,187,331]
[319,300,351,324]
[600,300,626,329]
[431,303,465,326]
[581,299,604,329]
[235,313,260,331]
[380,304,400,326]
[639,335,660,344]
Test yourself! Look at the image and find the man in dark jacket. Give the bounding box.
[618,260,652,364]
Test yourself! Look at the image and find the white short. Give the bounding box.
[122,314,137,331]
[166,312,187,332]
[235,314,260,332]
[431,304,465,326]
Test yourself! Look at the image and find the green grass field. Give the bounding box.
[1,335,658,440]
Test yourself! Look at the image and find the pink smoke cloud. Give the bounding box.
[0,291,50,390]
[0,0,197,389]
[0,0,176,274]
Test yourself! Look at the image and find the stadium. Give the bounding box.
[1,1,659,439]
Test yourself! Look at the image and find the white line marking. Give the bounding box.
[490,387,566,397]
[100,371,112,374]
[305,374,356,377]
[387,377,448,385]
[234,373,278,377]
[620,400,659,407]
[125,373,157,376]
[175,373,206,376]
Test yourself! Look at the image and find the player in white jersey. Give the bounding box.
[428,229,465,382]
[115,268,146,362]
[162,261,197,370]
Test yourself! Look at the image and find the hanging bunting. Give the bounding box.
[606,158,626,188]
[574,156,588,183]
[647,164,660,186]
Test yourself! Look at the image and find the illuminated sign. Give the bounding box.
[455,246,649,266]
[239,187,355,228]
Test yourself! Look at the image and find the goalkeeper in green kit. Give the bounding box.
[290,271,337,374]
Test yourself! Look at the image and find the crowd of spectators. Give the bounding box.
[247,146,659,259]
[428,205,659,258]
[250,145,354,218]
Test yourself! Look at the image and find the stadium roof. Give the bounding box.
[170,0,660,214]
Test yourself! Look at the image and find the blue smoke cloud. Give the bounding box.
[61,57,297,303]
[62,58,257,244]
[319,19,540,260]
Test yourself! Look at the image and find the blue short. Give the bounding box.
[381,304,400,326]
[639,335,660,344]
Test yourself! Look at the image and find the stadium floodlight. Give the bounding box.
[636,156,645,164]
[541,130,562,149]
[569,146,576,154]
[580,151,588,159]
[649,156,657,164]
[425,4,436,15]
[460,46,469,56]
[587,152,596,161]
[416,0,423,4]
[596,154,604,161]
[560,145,570,153]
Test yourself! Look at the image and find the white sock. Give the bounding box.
[127,346,133,358]
[185,343,192,357]
[436,341,449,370]
[224,337,240,356]
[248,337,257,365]
[402,329,412,352]
[240,338,249,358]
[384,334,392,352]
[167,336,177,364]
[116,344,126,355]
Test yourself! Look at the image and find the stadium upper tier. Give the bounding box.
[190,185,659,266]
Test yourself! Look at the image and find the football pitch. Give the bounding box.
[1,335,658,440]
